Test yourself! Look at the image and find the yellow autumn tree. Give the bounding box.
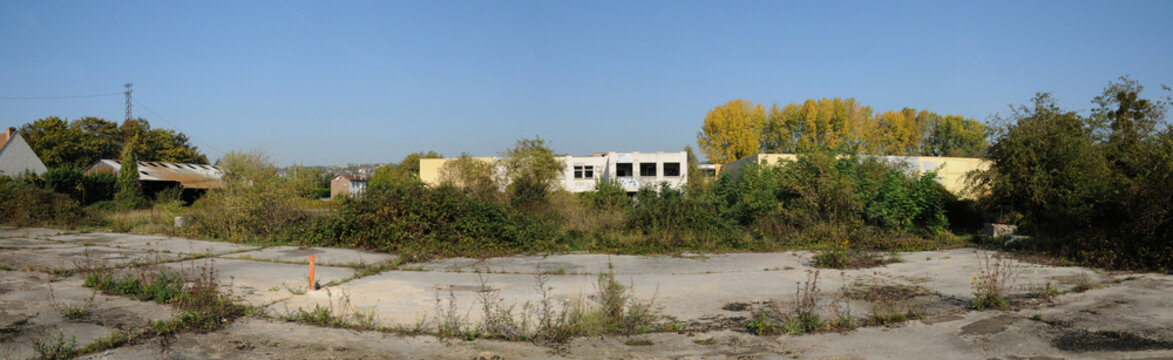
[873,110,920,155]
[697,99,766,163]
[763,97,874,153]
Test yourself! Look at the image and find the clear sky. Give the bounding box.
[2,0,1171,166]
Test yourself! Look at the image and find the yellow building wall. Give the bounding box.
[418,157,495,186]
[720,153,989,196]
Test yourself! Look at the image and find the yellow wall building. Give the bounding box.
[419,157,494,186]
[721,153,990,196]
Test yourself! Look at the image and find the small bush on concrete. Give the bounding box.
[32,331,77,360]
[970,251,1017,310]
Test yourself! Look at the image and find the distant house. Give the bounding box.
[0,126,49,176]
[330,174,367,199]
[86,159,226,190]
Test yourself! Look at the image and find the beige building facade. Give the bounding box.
[721,153,990,195]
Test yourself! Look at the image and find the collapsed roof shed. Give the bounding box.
[87,159,226,189]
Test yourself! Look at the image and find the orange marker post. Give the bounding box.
[309,255,316,291]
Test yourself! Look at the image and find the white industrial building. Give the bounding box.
[557,151,687,193]
[420,151,689,193]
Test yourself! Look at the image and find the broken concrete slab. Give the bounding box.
[0,241,185,271]
[107,236,259,256]
[49,232,259,256]
[226,246,398,267]
[0,227,71,239]
[159,257,356,306]
[416,252,811,275]
[0,270,174,360]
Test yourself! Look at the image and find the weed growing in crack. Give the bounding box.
[1029,282,1060,300]
[970,251,1017,310]
[475,273,526,340]
[281,288,378,331]
[747,269,833,335]
[624,338,654,346]
[32,331,77,360]
[1071,276,1097,293]
[434,287,471,339]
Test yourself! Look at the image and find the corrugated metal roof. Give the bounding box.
[88,159,226,189]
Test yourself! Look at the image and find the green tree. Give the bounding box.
[438,153,497,200]
[395,151,442,178]
[684,145,704,188]
[983,93,1110,233]
[697,99,766,163]
[193,151,302,242]
[19,117,88,169]
[285,164,329,198]
[927,115,989,157]
[113,135,147,208]
[498,136,563,209]
[19,116,207,169]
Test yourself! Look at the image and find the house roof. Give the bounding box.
[88,159,226,189]
[333,173,367,182]
[0,127,15,151]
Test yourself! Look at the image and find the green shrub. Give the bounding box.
[302,179,563,258]
[186,151,305,242]
[977,78,1173,270]
[0,177,100,227]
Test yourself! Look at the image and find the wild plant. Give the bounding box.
[970,251,1017,310]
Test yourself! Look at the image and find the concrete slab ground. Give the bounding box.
[0,239,185,271]
[80,276,1173,360]
[159,257,358,306]
[3,227,1171,359]
[284,248,1102,326]
[226,246,398,267]
[0,271,174,360]
[0,226,70,239]
[56,233,260,256]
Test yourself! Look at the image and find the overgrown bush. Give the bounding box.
[977,77,1173,270]
[300,179,563,258]
[185,151,305,242]
[0,176,100,227]
[41,167,117,205]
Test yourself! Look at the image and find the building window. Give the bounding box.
[639,163,657,177]
[663,162,680,176]
[574,165,594,179]
[617,163,633,177]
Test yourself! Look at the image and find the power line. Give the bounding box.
[0,92,122,100]
[131,96,227,158]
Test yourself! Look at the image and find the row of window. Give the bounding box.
[573,162,681,179]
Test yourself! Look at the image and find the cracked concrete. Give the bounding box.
[2,226,1171,359]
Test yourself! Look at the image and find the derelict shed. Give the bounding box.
[87,159,226,202]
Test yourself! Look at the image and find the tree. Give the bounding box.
[498,136,562,209]
[285,164,329,198]
[19,116,207,169]
[873,110,920,155]
[113,135,147,208]
[684,145,704,187]
[927,115,989,157]
[395,151,442,178]
[697,99,766,163]
[762,98,876,154]
[984,93,1110,232]
[438,153,497,200]
[368,151,442,190]
[19,117,89,169]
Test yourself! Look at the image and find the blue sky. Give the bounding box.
[2,0,1171,166]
